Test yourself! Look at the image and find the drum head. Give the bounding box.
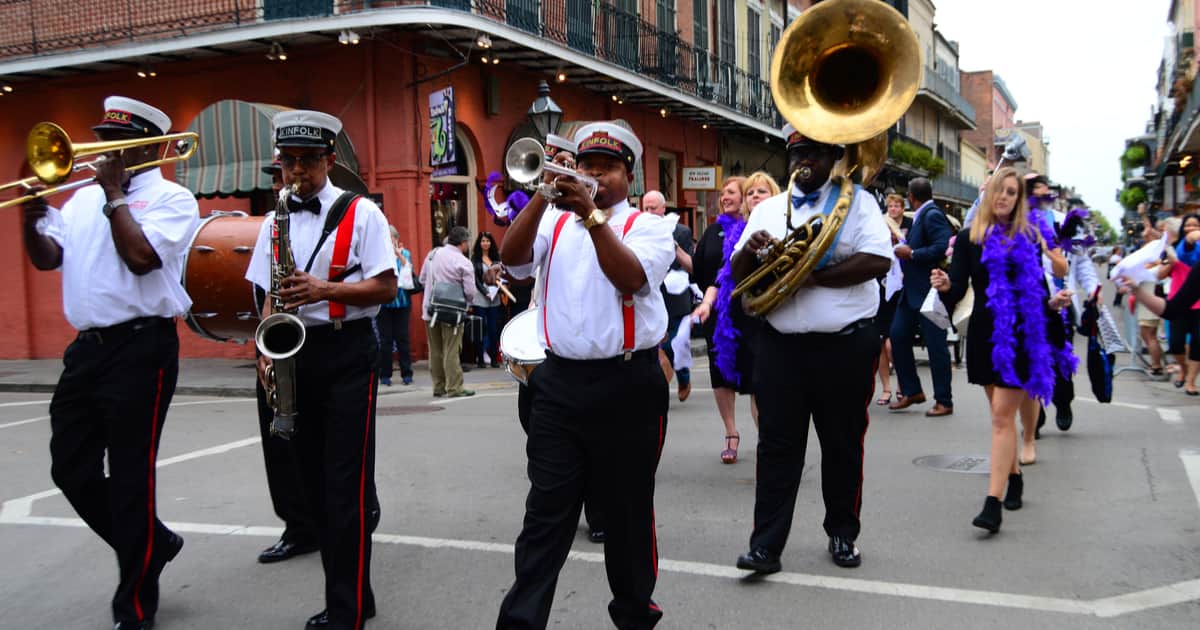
[500,308,545,363]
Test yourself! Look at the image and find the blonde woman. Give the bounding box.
[931,167,1072,533]
[692,175,760,463]
[742,170,780,211]
[874,193,910,404]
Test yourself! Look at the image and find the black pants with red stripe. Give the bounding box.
[749,322,877,554]
[291,319,380,630]
[48,318,179,625]
[498,349,668,630]
[517,384,604,534]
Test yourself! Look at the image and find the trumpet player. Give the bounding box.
[729,127,892,573]
[497,122,676,629]
[244,110,396,630]
[20,96,199,630]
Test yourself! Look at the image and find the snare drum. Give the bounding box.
[499,308,544,385]
[182,211,264,342]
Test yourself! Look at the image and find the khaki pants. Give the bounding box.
[427,321,465,395]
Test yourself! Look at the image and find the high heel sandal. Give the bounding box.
[721,435,740,464]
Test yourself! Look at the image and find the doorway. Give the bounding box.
[429,127,478,245]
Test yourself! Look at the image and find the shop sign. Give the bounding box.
[682,166,722,190]
[430,87,457,177]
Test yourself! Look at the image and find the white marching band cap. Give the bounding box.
[273,109,342,150]
[573,122,642,171]
[545,133,578,155]
[93,96,171,137]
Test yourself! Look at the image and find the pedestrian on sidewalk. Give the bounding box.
[931,167,1074,534]
[889,177,955,417]
[377,225,416,386]
[420,225,477,398]
[20,96,198,630]
[642,189,696,402]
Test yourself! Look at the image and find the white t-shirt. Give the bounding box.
[40,168,199,330]
[246,182,395,326]
[734,180,893,333]
[508,200,675,359]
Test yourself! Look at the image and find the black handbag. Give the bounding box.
[429,280,468,326]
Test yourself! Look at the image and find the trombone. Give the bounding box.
[0,122,198,210]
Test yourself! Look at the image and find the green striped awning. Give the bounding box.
[177,100,360,197]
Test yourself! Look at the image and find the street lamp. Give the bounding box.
[527,80,562,141]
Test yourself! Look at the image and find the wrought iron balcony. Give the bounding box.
[931,174,979,205]
[0,0,779,127]
[918,66,976,128]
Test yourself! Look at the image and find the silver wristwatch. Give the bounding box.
[102,197,127,218]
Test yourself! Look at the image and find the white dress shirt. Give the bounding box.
[40,168,199,330]
[734,180,893,334]
[508,200,675,359]
[246,182,396,326]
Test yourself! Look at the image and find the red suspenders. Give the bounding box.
[327,197,361,324]
[542,210,642,358]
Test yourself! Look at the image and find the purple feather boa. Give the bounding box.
[713,213,748,385]
[483,171,530,226]
[981,225,1078,404]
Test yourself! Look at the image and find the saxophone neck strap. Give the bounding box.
[303,191,361,274]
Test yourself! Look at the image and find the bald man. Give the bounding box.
[644,190,697,401]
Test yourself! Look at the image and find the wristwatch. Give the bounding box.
[583,209,608,230]
[102,197,127,218]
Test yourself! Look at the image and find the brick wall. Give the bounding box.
[959,69,995,164]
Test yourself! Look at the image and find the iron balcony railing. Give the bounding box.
[931,174,979,204]
[0,0,779,127]
[920,66,976,125]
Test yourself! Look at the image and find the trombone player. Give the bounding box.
[19,96,199,630]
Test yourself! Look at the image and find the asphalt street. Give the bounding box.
[1,351,1199,629]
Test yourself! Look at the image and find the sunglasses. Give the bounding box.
[279,153,328,169]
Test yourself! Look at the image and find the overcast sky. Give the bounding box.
[934,0,1169,227]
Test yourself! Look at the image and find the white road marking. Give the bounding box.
[1157,408,1183,425]
[0,415,48,430]
[0,398,255,431]
[0,399,52,408]
[1181,450,1200,517]
[1075,396,1150,410]
[3,423,1200,618]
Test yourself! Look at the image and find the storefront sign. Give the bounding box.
[682,166,722,190]
[429,87,457,177]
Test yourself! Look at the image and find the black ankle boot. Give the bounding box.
[1003,473,1023,511]
[972,496,1002,533]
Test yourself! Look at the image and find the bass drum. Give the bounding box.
[182,211,264,342]
[499,307,545,385]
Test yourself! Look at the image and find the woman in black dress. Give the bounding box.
[691,175,758,464]
[931,167,1072,533]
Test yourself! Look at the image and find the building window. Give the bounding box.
[694,0,709,89]
[659,151,679,205]
[770,23,781,59]
[717,0,737,105]
[747,7,761,78]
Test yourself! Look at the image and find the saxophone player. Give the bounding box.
[729,126,892,573]
[245,110,396,630]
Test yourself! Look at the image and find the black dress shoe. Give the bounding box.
[972,496,1002,533]
[736,547,781,574]
[588,528,606,544]
[1056,405,1073,431]
[1003,473,1024,511]
[828,536,862,568]
[305,605,376,629]
[258,538,319,564]
[114,620,153,630]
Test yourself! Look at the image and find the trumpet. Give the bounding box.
[504,137,598,200]
[0,122,198,210]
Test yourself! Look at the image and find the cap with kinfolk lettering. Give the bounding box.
[573,122,642,171]
[273,110,341,150]
[92,96,171,137]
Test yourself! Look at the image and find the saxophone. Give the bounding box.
[254,184,307,439]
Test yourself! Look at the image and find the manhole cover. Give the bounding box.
[376,405,444,416]
[913,454,991,474]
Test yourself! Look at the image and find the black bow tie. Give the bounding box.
[287,196,322,214]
